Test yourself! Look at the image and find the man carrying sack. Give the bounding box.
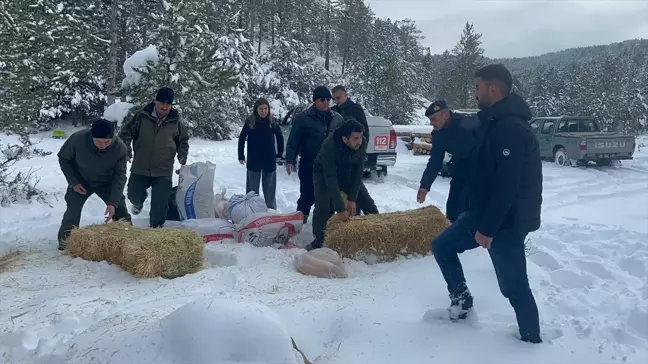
[306,119,367,251]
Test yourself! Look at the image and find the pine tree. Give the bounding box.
[446,22,484,108]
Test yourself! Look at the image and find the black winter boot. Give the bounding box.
[448,290,474,321]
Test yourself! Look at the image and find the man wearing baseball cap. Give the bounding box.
[417,100,479,223]
[118,87,190,228]
[57,119,131,250]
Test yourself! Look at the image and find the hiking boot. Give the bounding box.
[448,290,474,321]
[131,204,143,215]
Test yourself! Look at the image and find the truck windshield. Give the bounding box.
[557,119,600,132]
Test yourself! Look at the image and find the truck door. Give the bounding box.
[537,119,556,158]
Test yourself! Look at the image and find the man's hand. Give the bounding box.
[334,210,350,222]
[73,184,87,195]
[417,188,428,203]
[346,201,357,216]
[286,163,294,175]
[239,160,245,165]
[105,205,115,223]
[178,156,187,165]
[475,231,493,249]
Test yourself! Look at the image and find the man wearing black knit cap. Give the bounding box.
[119,87,190,228]
[57,119,131,250]
[285,86,344,223]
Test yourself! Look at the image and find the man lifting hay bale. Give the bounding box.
[305,119,367,251]
[325,205,450,263]
[66,221,204,278]
[57,119,132,251]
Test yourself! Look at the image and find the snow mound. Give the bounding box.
[103,101,135,124]
[62,298,300,364]
[121,45,159,88]
[161,299,298,364]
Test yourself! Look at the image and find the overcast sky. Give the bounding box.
[366,0,648,58]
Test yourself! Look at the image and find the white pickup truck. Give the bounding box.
[279,104,397,177]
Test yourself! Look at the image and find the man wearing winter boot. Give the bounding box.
[118,87,190,228]
[285,86,344,224]
[57,119,131,250]
[430,64,543,344]
[306,119,367,251]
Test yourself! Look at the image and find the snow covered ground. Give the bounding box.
[1,127,647,364]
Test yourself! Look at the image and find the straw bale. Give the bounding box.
[324,205,450,263]
[66,221,204,278]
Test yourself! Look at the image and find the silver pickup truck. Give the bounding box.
[529,116,637,166]
[279,104,397,177]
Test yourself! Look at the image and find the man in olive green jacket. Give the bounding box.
[57,119,131,250]
[119,87,190,228]
[306,118,367,251]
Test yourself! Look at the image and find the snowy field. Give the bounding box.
[1,127,647,364]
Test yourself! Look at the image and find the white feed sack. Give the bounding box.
[294,248,348,279]
[228,191,268,224]
[180,218,236,243]
[236,211,304,248]
[213,188,230,220]
[176,161,217,220]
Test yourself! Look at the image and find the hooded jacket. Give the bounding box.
[118,103,190,177]
[313,128,367,213]
[469,93,543,237]
[57,129,128,206]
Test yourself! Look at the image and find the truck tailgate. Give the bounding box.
[368,126,393,153]
[587,137,636,154]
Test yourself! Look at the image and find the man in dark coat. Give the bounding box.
[285,86,345,223]
[331,85,378,215]
[331,85,369,140]
[417,100,479,222]
[306,119,367,251]
[118,87,190,228]
[57,119,131,250]
[430,64,543,344]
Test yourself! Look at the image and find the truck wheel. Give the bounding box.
[554,148,571,167]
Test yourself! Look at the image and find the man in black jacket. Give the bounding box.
[285,86,345,223]
[331,85,378,215]
[417,100,479,222]
[307,119,367,251]
[430,64,543,344]
[331,85,369,140]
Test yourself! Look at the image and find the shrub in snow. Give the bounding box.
[103,101,136,126]
[0,130,51,206]
[160,298,298,364]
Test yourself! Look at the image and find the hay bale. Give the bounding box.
[324,205,450,263]
[66,221,204,278]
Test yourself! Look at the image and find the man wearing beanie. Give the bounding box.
[285,86,344,223]
[119,87,190,228]
[57,119,131,250]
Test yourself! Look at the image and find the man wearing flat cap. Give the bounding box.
[417,100,480,223]
[119,87,190,228]
[285,86,344,223]
[57,119,131,250]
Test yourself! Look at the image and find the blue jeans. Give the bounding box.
[432,212,541,340]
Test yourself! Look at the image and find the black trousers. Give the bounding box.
[446,178,469,223]
[127,173,173,228]
[58,186,131,247]
[296,161,315,220]
[431,212,541,341]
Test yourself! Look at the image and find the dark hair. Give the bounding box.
[246,98,272,129]
[338,118,364,138]
[474,64,513,94]
[331,85,346,94]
